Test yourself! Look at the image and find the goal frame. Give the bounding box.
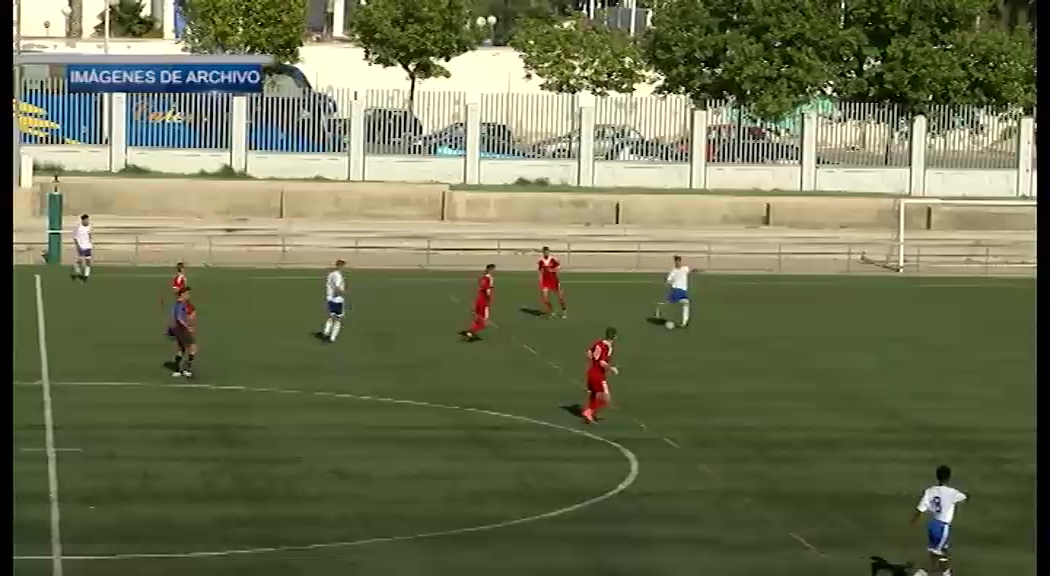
[895,198,1038,273]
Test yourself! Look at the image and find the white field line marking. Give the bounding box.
[12,381,639,561]
[34,274,65,576]
[788,532,826,557]
[19,449,83,453]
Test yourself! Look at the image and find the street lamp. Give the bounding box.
[103,0,119,54]
[476,15,497,47]
[60,6,72,39]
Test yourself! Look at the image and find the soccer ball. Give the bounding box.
[664,320,676,330]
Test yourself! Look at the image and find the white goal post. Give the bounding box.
[895,199,1038,273]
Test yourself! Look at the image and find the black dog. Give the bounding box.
[870,556,915,576]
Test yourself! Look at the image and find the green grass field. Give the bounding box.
[12,266,1036,576]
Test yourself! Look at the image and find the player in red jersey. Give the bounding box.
[171,262,187,294]
[582,327,619,424]
[538,246,567,318]
[460,264,496,342]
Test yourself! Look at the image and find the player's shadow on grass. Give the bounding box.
[162,360,178,372]
[645,317,666,326]
[561,404,584,418]
[519,307,546,317]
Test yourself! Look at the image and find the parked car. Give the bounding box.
[363,108,424,154]
[532,124,652,159]
[410,122,533,158]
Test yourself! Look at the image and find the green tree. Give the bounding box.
[349,0,483,110]
[94,0,158,38]
[645,0,849,121]
[181,0,306,64]
[511,14,649,95]
[839,0,1035,114]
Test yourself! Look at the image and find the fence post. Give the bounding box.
[348,98,366,181]
[1016,116,1035,197]
[846,244,852,273]
[577,95,596,187]
[133,235,140,265]
[464,101,481,185]
[908,115,928,197]
[800,110,818,192]
[688,107,708,190]
[230,95,249,173]
[108,93,128,172]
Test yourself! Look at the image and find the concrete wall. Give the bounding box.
[21,176,1038,233]
[28,177,446,221]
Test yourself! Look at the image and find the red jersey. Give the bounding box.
[587,339,613,376]
[172,273,187,291]
[538,256,561,281]
[476,273,493,304]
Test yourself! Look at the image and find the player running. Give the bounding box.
[321,259,347,343]
[167,286,197,378]
[71,214,93,282]
[910,465,967,576]
[538,246,567,318]
[460,264,495,342]
[582,327,619,424]
[656,255,694,329]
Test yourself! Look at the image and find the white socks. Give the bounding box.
[681,302,690,326]
[323,319,341,342]
[83,264,91,278]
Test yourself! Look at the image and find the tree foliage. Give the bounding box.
[181,0,306,64]
[350,0,483,109]
[510,14,649,95]
[839,0,1035,113]
[94,0,157,38]
[645,0,849,121]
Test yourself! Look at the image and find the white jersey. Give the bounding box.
[666,266,690,291]
[917,484,967,524]
[73,224,92,250]
[325,270,345,303]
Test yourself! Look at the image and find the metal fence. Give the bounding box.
[14,79,1033,168]
[480,92,579,159]
[816,101,912,167]
[12,234,1037,277]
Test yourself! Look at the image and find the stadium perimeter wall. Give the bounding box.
[13,177,1037,232]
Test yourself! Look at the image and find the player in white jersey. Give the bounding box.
[71,214,93,282]
[910,465,967,576]
[320,259,347,343]
[656,255,694,329]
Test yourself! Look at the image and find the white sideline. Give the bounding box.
[34,274,65,576]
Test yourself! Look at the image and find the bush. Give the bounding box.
[94,0,157,38]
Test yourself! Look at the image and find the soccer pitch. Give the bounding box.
[12,266,1036,576]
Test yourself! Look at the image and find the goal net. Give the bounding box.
[871,199,1037,274]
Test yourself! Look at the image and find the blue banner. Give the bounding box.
[65,64,264,94]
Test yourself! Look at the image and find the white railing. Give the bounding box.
[12,235,1037,277]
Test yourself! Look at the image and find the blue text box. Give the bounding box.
[65,64,264,94]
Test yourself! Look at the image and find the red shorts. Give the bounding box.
[474,301,490,318]
[586,371,608,394]
[540,277,560,291]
